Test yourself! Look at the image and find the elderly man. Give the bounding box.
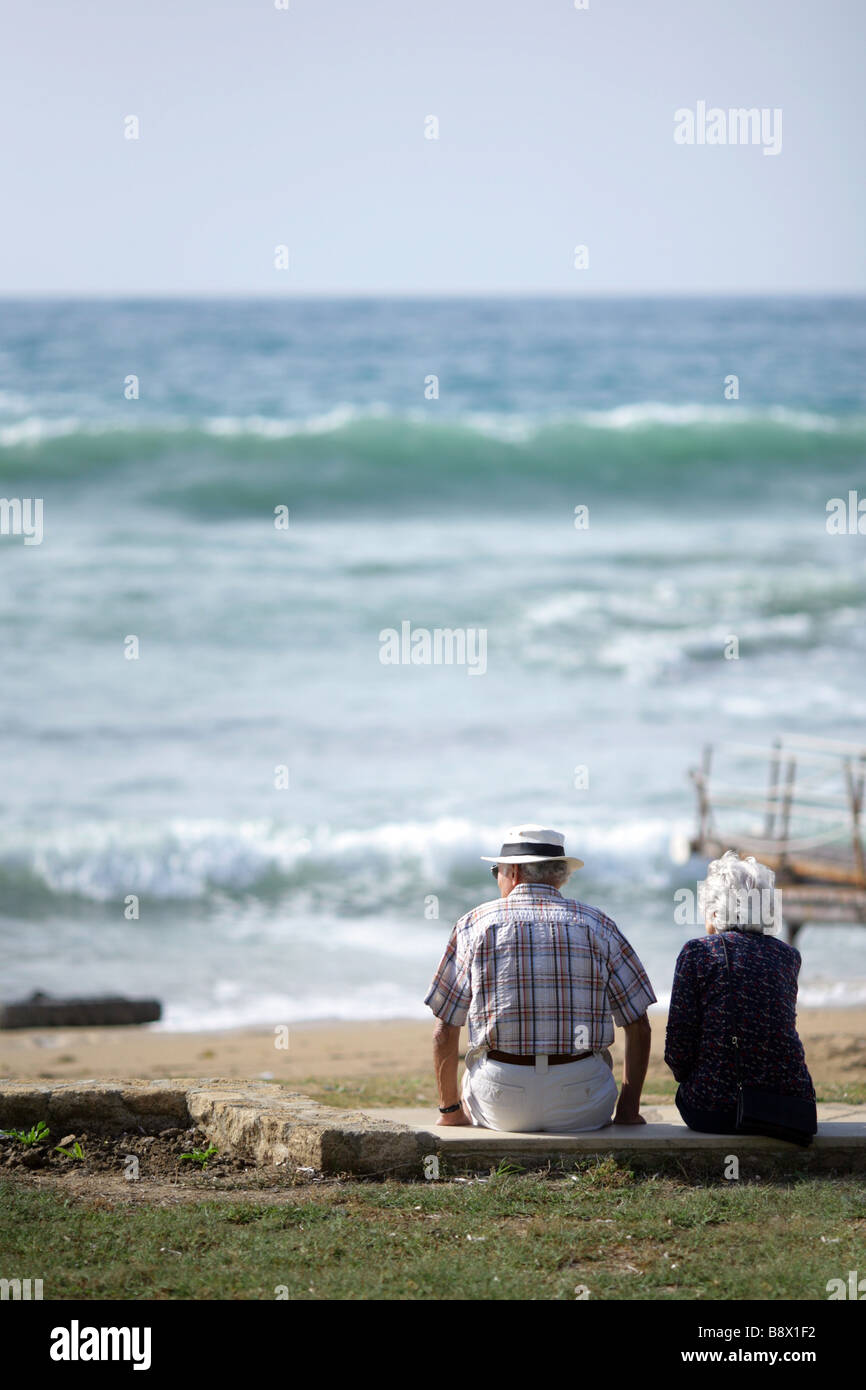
[424,825,656,1132]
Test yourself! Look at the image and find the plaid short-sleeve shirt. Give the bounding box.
[423,883,656,1056]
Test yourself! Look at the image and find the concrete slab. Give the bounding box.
[363,1102,866,1139]
[361,1104,866,1173]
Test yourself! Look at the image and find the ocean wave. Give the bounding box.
[797,979,866,1008]
[0,400,858,445]
[0,814,675,909]
[157,983,432,1032]
[0,405,863,508]
[142,974,866,1031]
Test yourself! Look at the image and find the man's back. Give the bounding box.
[426,882,656,1059]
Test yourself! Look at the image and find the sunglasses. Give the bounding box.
[491,865,502,879]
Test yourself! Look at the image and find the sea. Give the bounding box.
[1,295,865,1029]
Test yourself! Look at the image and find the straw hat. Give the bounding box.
[480,824,583,872]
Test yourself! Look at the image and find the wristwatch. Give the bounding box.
[438,1102,461,1114]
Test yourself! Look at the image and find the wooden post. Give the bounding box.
[777,756,796,872]
[697,744,713,844]
[844,757,866,885]
[765,736,782,840]
[785,920,803,948]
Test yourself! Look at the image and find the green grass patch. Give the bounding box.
[291,1074,681,1110]
[54,1141,85,1161]
[814,1081,866,1104]
[2,1170,864,1300]
[293,1075,437,1109]
[2,1120,50,1146]
[290,1070,866,1111]
[180,1146,219,1170]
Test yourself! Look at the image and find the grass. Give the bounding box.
[54,1140,85,1161]
[813,1081,866,1104]
[295,1073,681,1110]
[2,1167,865,1300]
[296,1075,439,1109]
[180,1146,219,1170]
[284,1074,866,1109]
[2,1120,50,1146]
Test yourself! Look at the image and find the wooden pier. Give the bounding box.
[689,734,866,944]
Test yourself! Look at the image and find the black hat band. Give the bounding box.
[499,842,564,858]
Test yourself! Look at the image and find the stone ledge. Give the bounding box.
[184,1082,425,1174]
[0,1078,191,1132]
[0,1079,426,1176]
[2,1083,864,1176]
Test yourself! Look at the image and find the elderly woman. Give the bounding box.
[665,850,816,1137]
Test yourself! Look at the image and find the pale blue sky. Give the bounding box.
[1,0,863,294]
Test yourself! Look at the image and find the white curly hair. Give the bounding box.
[698,849,777,933]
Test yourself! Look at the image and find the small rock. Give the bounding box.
[58,1134,77,1148]
[159,1128,181,1138]
[140,1136,156,1146]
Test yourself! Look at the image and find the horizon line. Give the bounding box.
[0,288,864,302]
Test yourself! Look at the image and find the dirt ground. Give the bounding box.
[0,1124,331,1205]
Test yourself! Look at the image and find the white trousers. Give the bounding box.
[462,1052,618,1133]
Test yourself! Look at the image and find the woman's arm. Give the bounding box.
[664,943,701,1082]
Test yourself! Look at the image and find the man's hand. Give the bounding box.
[610,1102,647,1126]
[436,1102,473,1127]
[602,1098,647,1127]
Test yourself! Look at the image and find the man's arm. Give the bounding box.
[432,1019,472,1126]
[613,1012,651,1125]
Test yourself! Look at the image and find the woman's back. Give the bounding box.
[664,929,815,1113]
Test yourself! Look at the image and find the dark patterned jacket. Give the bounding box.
[664,929,816,1111]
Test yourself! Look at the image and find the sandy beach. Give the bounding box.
[1,1008,863,1094]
